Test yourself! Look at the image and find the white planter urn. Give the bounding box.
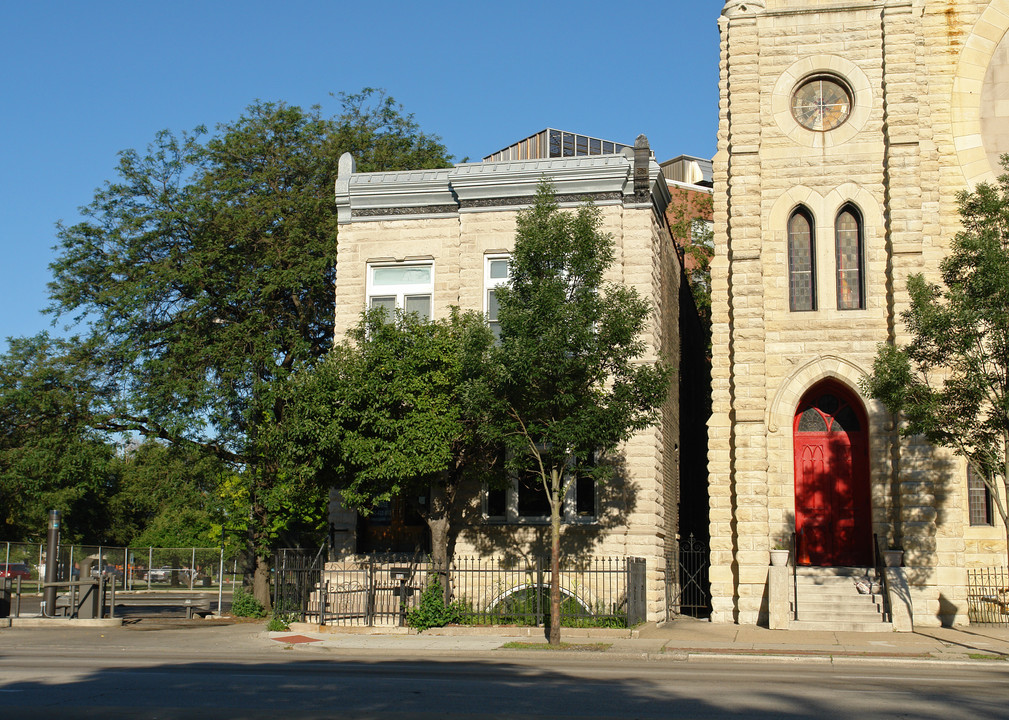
[769,549,790,567]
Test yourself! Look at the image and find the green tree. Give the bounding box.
[278,308,496,570]
[47,91,451,606]
[863,158,1009,561]
[108,440,225,548]
[475,183,671,644]
[0,333,117,543]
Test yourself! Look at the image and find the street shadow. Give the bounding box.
[0,649,1007,719]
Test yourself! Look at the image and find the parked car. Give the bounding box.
[145,566,173,583]
[0,562,32,580]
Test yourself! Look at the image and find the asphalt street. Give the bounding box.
[1,622,1008,719]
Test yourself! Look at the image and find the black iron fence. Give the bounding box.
[279,554,646,628]
[273,547,328,618]
[967,566,1009,626]
[665,533,710,620]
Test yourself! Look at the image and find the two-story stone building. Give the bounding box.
[329,134,710,621]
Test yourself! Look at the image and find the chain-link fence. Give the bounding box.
[1,541,244,594]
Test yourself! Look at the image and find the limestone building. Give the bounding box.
[712,0,1009,628]
[331,134,709,621]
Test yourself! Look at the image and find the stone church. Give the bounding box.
[712,0,1009,628]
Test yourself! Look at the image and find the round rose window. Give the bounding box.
[791,76,852,131]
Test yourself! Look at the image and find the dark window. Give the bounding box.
[788,208,816,311]
[832,405,861,432]
[576,474,596,517]
[968,465,993,527]
[370,500,392,525]
[562,133,576,157]
[549,130,562,157]
[518,475,550,517]
[836,205,864,310]
[486,487,506,518]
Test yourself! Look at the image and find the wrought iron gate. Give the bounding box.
[273,547,326,620]
[665,533,710,620]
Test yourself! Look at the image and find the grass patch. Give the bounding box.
[501,641,612,652]
[968,653,1007,661]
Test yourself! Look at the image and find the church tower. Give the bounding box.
[711,0,1009,627]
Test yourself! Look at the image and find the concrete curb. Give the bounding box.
[5,617,124,628]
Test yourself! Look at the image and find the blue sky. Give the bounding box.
[0,1,722,349]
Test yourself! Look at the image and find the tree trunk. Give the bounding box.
[249,481,273,612]
[549,467,562,646]
[425,480,458,604]
[253,551,271,611]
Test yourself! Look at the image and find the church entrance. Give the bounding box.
[792,381,872,566]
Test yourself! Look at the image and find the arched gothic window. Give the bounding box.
[788,207,815,311]
[835,204,864,310]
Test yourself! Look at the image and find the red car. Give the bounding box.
[0,562,32,580]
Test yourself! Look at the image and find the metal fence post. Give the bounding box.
[148,547,153,590]
[218,547,224,616]
[535,557,543,627]
[273,550,281,612]
[190,547,196,590]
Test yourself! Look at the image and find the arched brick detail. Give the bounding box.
[767,354,869,433]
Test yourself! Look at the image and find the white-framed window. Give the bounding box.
[366,262,433,320]
[484,255,510,339]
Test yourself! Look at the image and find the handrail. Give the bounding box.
[873,533,893,623]
[791,531,799,621]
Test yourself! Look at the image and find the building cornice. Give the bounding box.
[335,151,670,224]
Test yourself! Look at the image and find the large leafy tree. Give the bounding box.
[476,184,671,644]
[108,440,225,548]
[0,333,116,543]
[278,308,496,570]
[864,158,1009,562]
[47,90,451,606]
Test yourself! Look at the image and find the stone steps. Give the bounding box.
[787,567,893,632]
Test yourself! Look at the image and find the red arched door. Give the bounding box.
[793,382,872,566]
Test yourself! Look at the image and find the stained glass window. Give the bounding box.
[836,206,864,310]
[788,208,816,311]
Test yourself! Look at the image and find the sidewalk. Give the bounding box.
[273,617,1009,665]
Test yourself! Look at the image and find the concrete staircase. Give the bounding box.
[788,566,893,632]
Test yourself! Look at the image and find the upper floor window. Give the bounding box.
[485,255,510,339]
[788,207,816,311]
[367,263,433,320]
[835,205,864,310]
[968,464,994,527]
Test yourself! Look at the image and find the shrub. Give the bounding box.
[406,576,464,632]
[231,587,267,618]
[266,612,299,631]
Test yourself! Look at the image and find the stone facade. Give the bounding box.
[713,0,1009,627]
[331,141,707,622]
